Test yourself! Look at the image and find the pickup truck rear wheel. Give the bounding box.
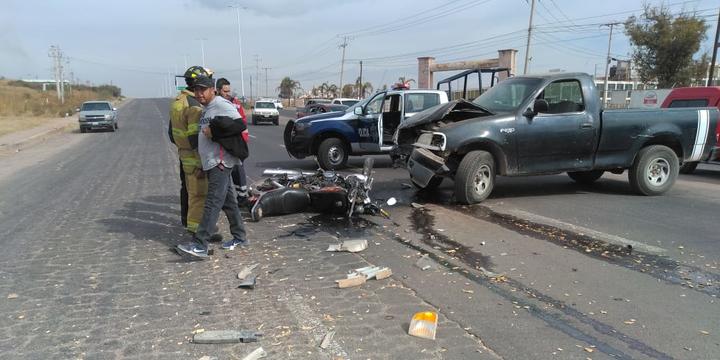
[628,145,678,196]
[679,161,698,174]
[567,170,604,184]
[317,138,348,170]
[455,150,495,204]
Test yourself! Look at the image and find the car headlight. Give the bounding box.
[104,114,112,120]
[416,131,446,151]
[294,122,308,131]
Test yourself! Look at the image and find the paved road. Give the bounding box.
[1,100,718,359]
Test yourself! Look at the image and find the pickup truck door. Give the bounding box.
[517,79,597,174]
[357,92,385,151]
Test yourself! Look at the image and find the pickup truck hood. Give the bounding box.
[398,99,494,130]
[298,111,347,123]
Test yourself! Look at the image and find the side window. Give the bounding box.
[538,80,584,114]
[365,93,385,115]
[668,99,709,108]
[405,93,440,113]
[383,94,401,112]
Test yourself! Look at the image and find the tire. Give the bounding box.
[80,127,86,133]
[114,122,118,130]
[628,145,678,196]
[273,119,279,126]
[317,137,348,170]
[455,151,495,204]
[679,161,698,174]
[412,176,443,191]
[567,170,604,184]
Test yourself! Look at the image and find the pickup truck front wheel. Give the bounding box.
[455,151,495,204]
[629,145,678,196]
[567,170,604,184]
[317,138,348,170]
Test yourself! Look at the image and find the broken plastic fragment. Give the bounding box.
[326,239,368,253]
[408,311,438,340]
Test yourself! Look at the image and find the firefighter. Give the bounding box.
[169,66,212,233]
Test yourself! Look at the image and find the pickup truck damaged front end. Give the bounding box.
[393,100,497,186]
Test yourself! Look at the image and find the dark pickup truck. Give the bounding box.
[396,72,718,204]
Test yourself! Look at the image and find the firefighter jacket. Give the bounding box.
[169,90,203,173]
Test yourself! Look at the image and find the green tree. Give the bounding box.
[277,77,301,99]
[341,84,354,98]
[624,5,708,87]
[687,52,710,86]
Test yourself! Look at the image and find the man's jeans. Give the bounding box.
[194,165,247,248]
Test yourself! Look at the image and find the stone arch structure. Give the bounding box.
[417,49,517,89]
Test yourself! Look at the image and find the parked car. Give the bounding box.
[305,98,331,106]
[296,103,322,119]
[77,101,118,133]
[252,101,280,125]
[396,72,718,204]
[332,98,360,107]
[308,104,348,115]
[660,86,720,173]
[284,89,448,169]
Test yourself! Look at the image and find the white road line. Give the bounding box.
[249,134,257,139]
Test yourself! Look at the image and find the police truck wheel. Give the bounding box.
[317,138,348,170]
[679,161,698,174]
[567,170,604,184]
[455,150,495,204]
[628,145,678,196]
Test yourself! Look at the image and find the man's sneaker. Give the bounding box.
[222,238,248,250]
[176,243,209,258]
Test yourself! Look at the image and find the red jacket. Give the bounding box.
[231,97,249,143]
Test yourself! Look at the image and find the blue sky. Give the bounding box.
[1,0,717,97]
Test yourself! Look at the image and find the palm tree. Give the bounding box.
[319,82,330,98]
[327,84,338,98]
[277,77,301,99]
[398,76,416,86]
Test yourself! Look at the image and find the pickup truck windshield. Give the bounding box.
[81,103,112,111]
[472,78,542,113]
[255,102,275,109]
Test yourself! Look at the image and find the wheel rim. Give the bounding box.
[472,165,492,195]
[646,158,670,186]
[328,146,343,165]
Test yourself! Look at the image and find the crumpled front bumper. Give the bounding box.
[283,120,311,159]
[407,148,450,187]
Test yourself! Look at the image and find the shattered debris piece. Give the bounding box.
[411,202,424,209]
[408,311,438,340]
[241,347,267,360]
[326,239,368,253]
[192,328,205,335]
[7,293,18,299]
[401,183,413,189]
[415,254,436,271]
[238,275,257,289]
[336,274,367,288]
[198,356,218,360]
[354,266,392,280]
[193,330,263,344]
[237,264,259,280]
[319,331,335,349]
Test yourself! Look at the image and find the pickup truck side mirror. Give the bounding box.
[353,106,363,116]
[524,99,549,118]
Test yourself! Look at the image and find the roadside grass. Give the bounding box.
[0,79,121,136]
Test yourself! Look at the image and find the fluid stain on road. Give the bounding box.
[461,204,720,297]
[409,207,493,271]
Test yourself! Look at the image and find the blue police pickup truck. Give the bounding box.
[395,72,719,204]
[284,89,449,169]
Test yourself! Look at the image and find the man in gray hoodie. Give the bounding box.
[176,75,249,258]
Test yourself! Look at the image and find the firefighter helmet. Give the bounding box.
[184,66,214,87]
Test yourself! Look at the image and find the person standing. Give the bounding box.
[215,77,249,203]
[169,66,211,233]
[177,75,249,258]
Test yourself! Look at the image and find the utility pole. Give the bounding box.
[523,0,536,74]
[229,4,246,98]
[263,67,271,97]
[48,45,66,104]
[249,75,253,100]
[707,9,720,86]
[338,36,349,97]
[196,38,207,67]
[359,60,363,98]
[602,23,621,108]
[254,55,261,100]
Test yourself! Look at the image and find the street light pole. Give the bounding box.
[196,38,207,67]
[229,4,246,98]
[602,23,620,108]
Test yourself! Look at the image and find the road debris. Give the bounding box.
[241,347,267,360]
[411,202,424,209]
[326,239,368,253]
[415,254,436,271]
[238,275,257,289]
[191,328,205,335]
[401,183,413,189]
[192,330,263,344]
[237,264,259,280]
[319,330,335,349]
[408,311,438,340]
[7,293,18,299]
[335,266,392,288]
